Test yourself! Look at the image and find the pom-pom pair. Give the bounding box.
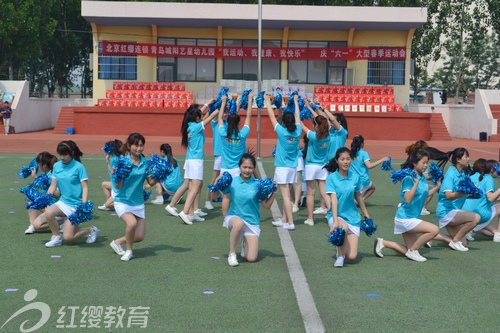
[16,158,39,179]
[20,187,52,210]
[389,168,417,184]
[360,217,378,237]
[209,172,233,193]
[209,87,229,114]
[257,178,276,201]
[143,189,152,202]
[68,201,94,225]
[238,89,253,110]
[256,91,266,108]
[327,228,345,246]
[457,176,483,199]
[27,173,51,191]
[147,154,173,183]
[113,157,134,183]
[102,142,114,155]
[381,157,393,171]
[428,162,444,185]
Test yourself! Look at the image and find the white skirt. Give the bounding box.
[328,217,360,237]
[224,215,260,237]
[184,159,204,180]
[220,167,240,178]
[394,217,422,234]
[274,167,297,184]
[213,156,222,171]
[296,156,305,172]
[55,201,77,217]
[114,202,145,219]
[305,164,328,181]
[439,209,459,228]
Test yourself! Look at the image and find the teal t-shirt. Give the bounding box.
[327,126,348,160]
[396,173,429,219]
[274,123,302,168]
[162,157,183,193]
[305,130,330,166]
[218,124,250,169]
[462,173,496,224]
[222,175,261,225]
[52,158,88,207]
[186,122,205,160]
[350,149,370,187]
[436,166,468,220]
[114,154,149,206]
[325,170,362,227]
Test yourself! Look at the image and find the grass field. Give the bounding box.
[1,153,500,332]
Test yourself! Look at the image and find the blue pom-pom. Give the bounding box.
[360,217,378,237]
[256,91,266,108]
[209,171,233,193]
[27,173,51,191]
[284,92,298,113]
[113,157,134,183]
[68,201,94,225]
[147,154,173,183]
[457,176,483,198]
[494,163,500,177]
[163,194,170,201]
[213,197,222,202]
[257,178,276,201]
[326,228,345,246]
[210,87,229,114]
[102,142,114,155]
[389,168,417,184]
[272,145,276,157]
[428,162,444,185]
[271,92,282,109]
[381,157,393,171]
[20,187,52,210]
[143,189,152,202]
[227,99,237,115]
[239,89,253,110]
[16,158,38,178]
[28,158,39,174]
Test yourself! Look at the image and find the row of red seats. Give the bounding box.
[315,85,394,95]
[316,94,395,104]
[97,99,194,108]
[113,82,186,91]
[329,103,403,113]
[106,90,193,100]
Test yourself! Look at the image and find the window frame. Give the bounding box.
[98,41,137,80]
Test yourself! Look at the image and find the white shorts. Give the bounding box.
[55,201,77,217]
[394,217,422,234]
[328,217,360,237]
[111,189,117,199]
[359,181,373,194]
[305,164,328,181]
[160,184,177,196]
[213,156,222,171]
[296,156,304,172]
[274,167,297,184]
[224,215,261,237]
[114,202,145,219]
[184,159,204,180]
[473,206,497,232]
[439,209,460,228]
[220,167,240,178]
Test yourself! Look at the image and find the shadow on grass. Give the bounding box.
[136,244,192,258]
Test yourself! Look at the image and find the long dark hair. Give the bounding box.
[36,151,58,172]
[333,113,348,138]
[282,112,297,133]
[160,143,178,168]
[56,140,83,162]
[301,133,309,159]
[121,133,145,155]
[323,147,352,173]
[106,139,123,156]
[450,147,471,174]
[472,159,488,181]
[350,135,364,157]
[313,115,329,141]
[226,114,240,138]
[181,108,202,148]
[401,150,429,170]
[405,140,450,168]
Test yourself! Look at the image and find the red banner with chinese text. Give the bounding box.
[102,41,406,60]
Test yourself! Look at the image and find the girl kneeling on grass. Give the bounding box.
[324,147,371,268]
[213,153,277,266]
[43,141,99,248]
[148,143,183,205]
[98,139,123,211]
[374,150,447,262]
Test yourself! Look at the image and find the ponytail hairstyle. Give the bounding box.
[487,159,499,177]
[282,112,297,133]
[226,114,241,138]
[400,150,429,170]
[36,151,58,172]
[323,147,352,173]
[56,140,83,162]
[313,115,329,141]
[350,135,364,157]
[105,139,123,156]
[160,143,178,169]
[181,108,202,147]
[333,113,348,137]
[301,133,309,159]
[472,158,488,181]
[121,133,146,155]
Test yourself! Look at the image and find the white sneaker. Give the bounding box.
[313,207,328,215]
[121,250,133,261]
[110,240,125,255]
[241,241,245,258]
[292,204,299,213]
[424,241,432,248]
[86,226,100,244]
[421,208,431,216]
[25,225,36,234]
[397,203,402,208]
[98,204,111,211]
[45,235,62,247]
[405,250,427,262]
[304,219,314,226]
[228,252,238,266]
[205,201,214,210]
[449,240,469,252]
[283,223,296,230]
[59,222,65,233]
[299,195,307,207]
[165,205,179,216]
[178,211,193,225]
[465,231,475,241]
[195,209,207,217]
[151,196,164,205]
[374,238,384,258]
[272,220,284,227]
[493,232,500,243]
[334,256,344,267]
[191,214,205,222]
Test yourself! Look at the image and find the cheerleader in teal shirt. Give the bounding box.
[98,139,123,210]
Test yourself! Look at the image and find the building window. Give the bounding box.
[157,38,216,82]
[98,41,137,80]
[367,46,405,85]
[223,40,281,81]
[288,41,347,84]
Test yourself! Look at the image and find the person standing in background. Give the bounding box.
[1,101,13,135]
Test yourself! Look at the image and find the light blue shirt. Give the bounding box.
[396,173,429,219]
[350,149,370,187]
[325,171,362,227]
[462,173,495,224]
[108,155,120,193]
[52,159,88,207]
[274,123,302,168]
[218,124,250,169]
[222,175,261,225]
[114,154,149,206]
[211,120,224,157]
[162,157,183,193]
[186,122,205,160]
[305,130,330,166]
[327,126,348,160]
[436,166,467,220]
